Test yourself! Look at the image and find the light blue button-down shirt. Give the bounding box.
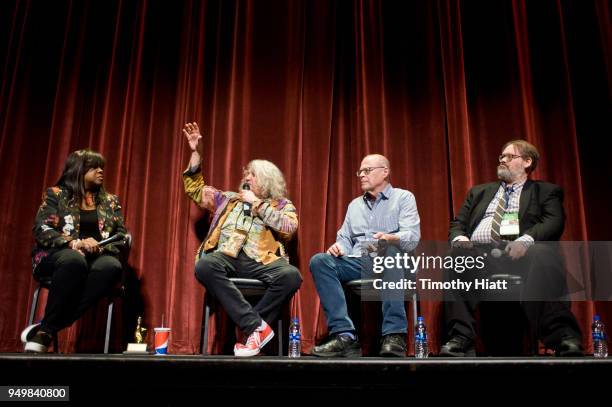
[336,184,421,257]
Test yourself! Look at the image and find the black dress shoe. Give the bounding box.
[555,336,584,357]
[439,335,476,357]
[312,334,361,358]
[379,334,406,357]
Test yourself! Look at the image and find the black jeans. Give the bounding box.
[444,244,582,348]
[195,251,302,336]
[34,249,122,334]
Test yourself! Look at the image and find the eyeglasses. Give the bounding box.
[356,167,387,177]
[498,154,524,162]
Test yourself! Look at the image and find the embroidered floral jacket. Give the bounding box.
[32,186,128,271]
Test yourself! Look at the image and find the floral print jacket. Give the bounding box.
[31,186,129,271]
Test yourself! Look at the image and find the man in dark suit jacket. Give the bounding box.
[440,140,583,357]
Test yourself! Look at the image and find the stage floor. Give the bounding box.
[1,353,610,402]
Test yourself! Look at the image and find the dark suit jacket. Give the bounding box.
[448,180,565,242]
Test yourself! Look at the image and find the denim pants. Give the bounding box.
[309,245,408,336]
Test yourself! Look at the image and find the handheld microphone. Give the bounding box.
[490,242,509,258]
[242,183,252,217]
[98,234,123,247]
[377,238,388,257]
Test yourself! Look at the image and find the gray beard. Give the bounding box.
[497,167,513,183]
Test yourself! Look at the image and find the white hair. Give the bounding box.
[242,159,287,200]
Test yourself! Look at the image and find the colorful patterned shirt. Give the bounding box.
[183,167,298,265]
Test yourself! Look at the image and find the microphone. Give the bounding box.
[490,242,509,258]
[242,183,252,217]
[98,234,123,247]
[377,238,388,257]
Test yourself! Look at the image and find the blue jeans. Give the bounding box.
[309,245,407,336]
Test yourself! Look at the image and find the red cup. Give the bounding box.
[154,327,171,355]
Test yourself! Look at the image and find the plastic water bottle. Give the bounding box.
[414,316,429,359]
[592,315,608,358]
[288,318,301,358]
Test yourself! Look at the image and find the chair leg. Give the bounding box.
[411,292,419,329]
[201,300,211,355]
[104,300,114,354]
[277,319,283,356]
[28,286,41,326]
[53,335,59,353]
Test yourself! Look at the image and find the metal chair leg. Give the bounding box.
[411,292,419,328]
[277,319,283,356]
[28,286,41,326]
[201,299,211,355]
[52,335,59,353]
[104,300,114,354]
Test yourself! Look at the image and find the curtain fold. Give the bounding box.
[0,0,610,354]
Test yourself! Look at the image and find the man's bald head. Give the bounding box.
[362,154,390,169]
[358,154,390,194]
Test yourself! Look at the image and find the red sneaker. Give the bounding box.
[233,321,274,357]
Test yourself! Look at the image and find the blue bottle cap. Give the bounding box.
[594,315,601,321]
[417,316,424,322]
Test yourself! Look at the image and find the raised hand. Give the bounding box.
[183,122,202,152]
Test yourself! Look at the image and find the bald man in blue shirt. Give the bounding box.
[310,154,421,357]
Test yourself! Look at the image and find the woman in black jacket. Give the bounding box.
[22,149,128,353]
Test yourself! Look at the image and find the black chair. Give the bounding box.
[28,278,117,353]
[483,273,538,355]
[343,279,420,331]
[200,278,284,356]
[344,241,420,336]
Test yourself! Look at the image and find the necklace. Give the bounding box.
[83,192,95,209]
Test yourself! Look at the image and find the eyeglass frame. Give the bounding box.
[356,166,387,177]
[498,153,525,162]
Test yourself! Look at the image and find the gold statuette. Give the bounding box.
[124,316,150,354]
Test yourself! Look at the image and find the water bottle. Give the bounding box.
[592,315,608,358]
[288,317,301,358]
[414,316,429,359]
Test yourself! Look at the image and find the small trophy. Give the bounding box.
[124,316,150,354]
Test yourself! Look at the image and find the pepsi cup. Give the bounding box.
[154,327,171,355]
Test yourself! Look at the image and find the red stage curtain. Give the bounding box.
[0,0,610,354]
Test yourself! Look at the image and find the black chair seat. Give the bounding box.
[490,274,523,286]
[228,278,268,296]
